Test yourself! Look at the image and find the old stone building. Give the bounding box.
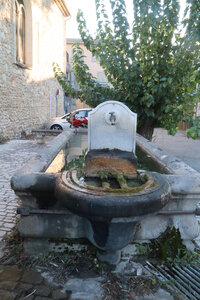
[0,0,70,139]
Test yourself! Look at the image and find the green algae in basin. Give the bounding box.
[67,169,157,195]
[85,177,102,188]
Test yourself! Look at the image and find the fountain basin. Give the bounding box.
[10,130,200,264]
[10,100,200,264]
[54,168,171,263]
[56,170,171,221]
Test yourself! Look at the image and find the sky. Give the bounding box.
[66,0,134,39]
[66,0,186,39]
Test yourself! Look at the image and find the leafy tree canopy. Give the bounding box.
[53,0,200,140]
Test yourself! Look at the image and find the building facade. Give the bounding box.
[0,0,70,139]
[66,38,109,111]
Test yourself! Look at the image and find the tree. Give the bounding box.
[53,0,200,140]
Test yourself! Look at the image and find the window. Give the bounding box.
[74,110,86,119]
[15,0,25,64]
[66,51,69,63]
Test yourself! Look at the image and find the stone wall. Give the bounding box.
[0,0,68,139]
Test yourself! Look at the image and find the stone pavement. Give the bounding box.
[0,138,51,245]
[153,128,200,173]
[0,255,176,300]
[0,265,71,299]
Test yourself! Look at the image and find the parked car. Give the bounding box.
[50,108,92,130]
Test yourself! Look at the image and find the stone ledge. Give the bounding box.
[11,130,73,178]
[14,62,32,70]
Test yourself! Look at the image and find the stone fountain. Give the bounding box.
[11,100,200,265]
[55,101,171,264]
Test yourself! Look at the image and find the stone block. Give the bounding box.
[18,213,86,239]
[0,265,22,281]
[0,290,17,300]
[35,285,51,297]
[64,277,104,300]
[21,269,43,285]
[51,289,70,299]
[0,280,18,290]
[88,100,137,153]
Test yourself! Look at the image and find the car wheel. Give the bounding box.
[50,125,63,130]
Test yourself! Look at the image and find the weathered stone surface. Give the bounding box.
[97,250,121,265]
[0,280,18,290]
[64,277,104,300]
[88,101,137,153]
[135,288,174,300]
[122,244,137,256]
[35,285,51,297]
[51,289,70,299]
[0,265,22,281]
[21,269,43,285]
[135,174,200,245]
[112,260,144,276]
[15,289,35,300]
[0,0,67,140]
[134,134,200,245]
[0,290,17,300]
[17,282,33,291]
[134,215,170,240]
[34,297,53,300]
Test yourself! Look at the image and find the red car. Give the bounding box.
[68,108,92,128]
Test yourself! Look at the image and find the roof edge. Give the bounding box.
[54,0,70,17]
[66,38,84,44]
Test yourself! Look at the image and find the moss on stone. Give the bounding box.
[102,181,110,189]
[136,226,200,265]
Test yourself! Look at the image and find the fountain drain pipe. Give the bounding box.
[17,207,200,216]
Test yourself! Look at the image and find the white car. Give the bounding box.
[50,108,92,130]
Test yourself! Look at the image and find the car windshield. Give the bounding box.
[74,111,86,119]
[60,109,91,120]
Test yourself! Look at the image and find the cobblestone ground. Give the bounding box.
[0,265,71,299]
[0,138,50,243]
